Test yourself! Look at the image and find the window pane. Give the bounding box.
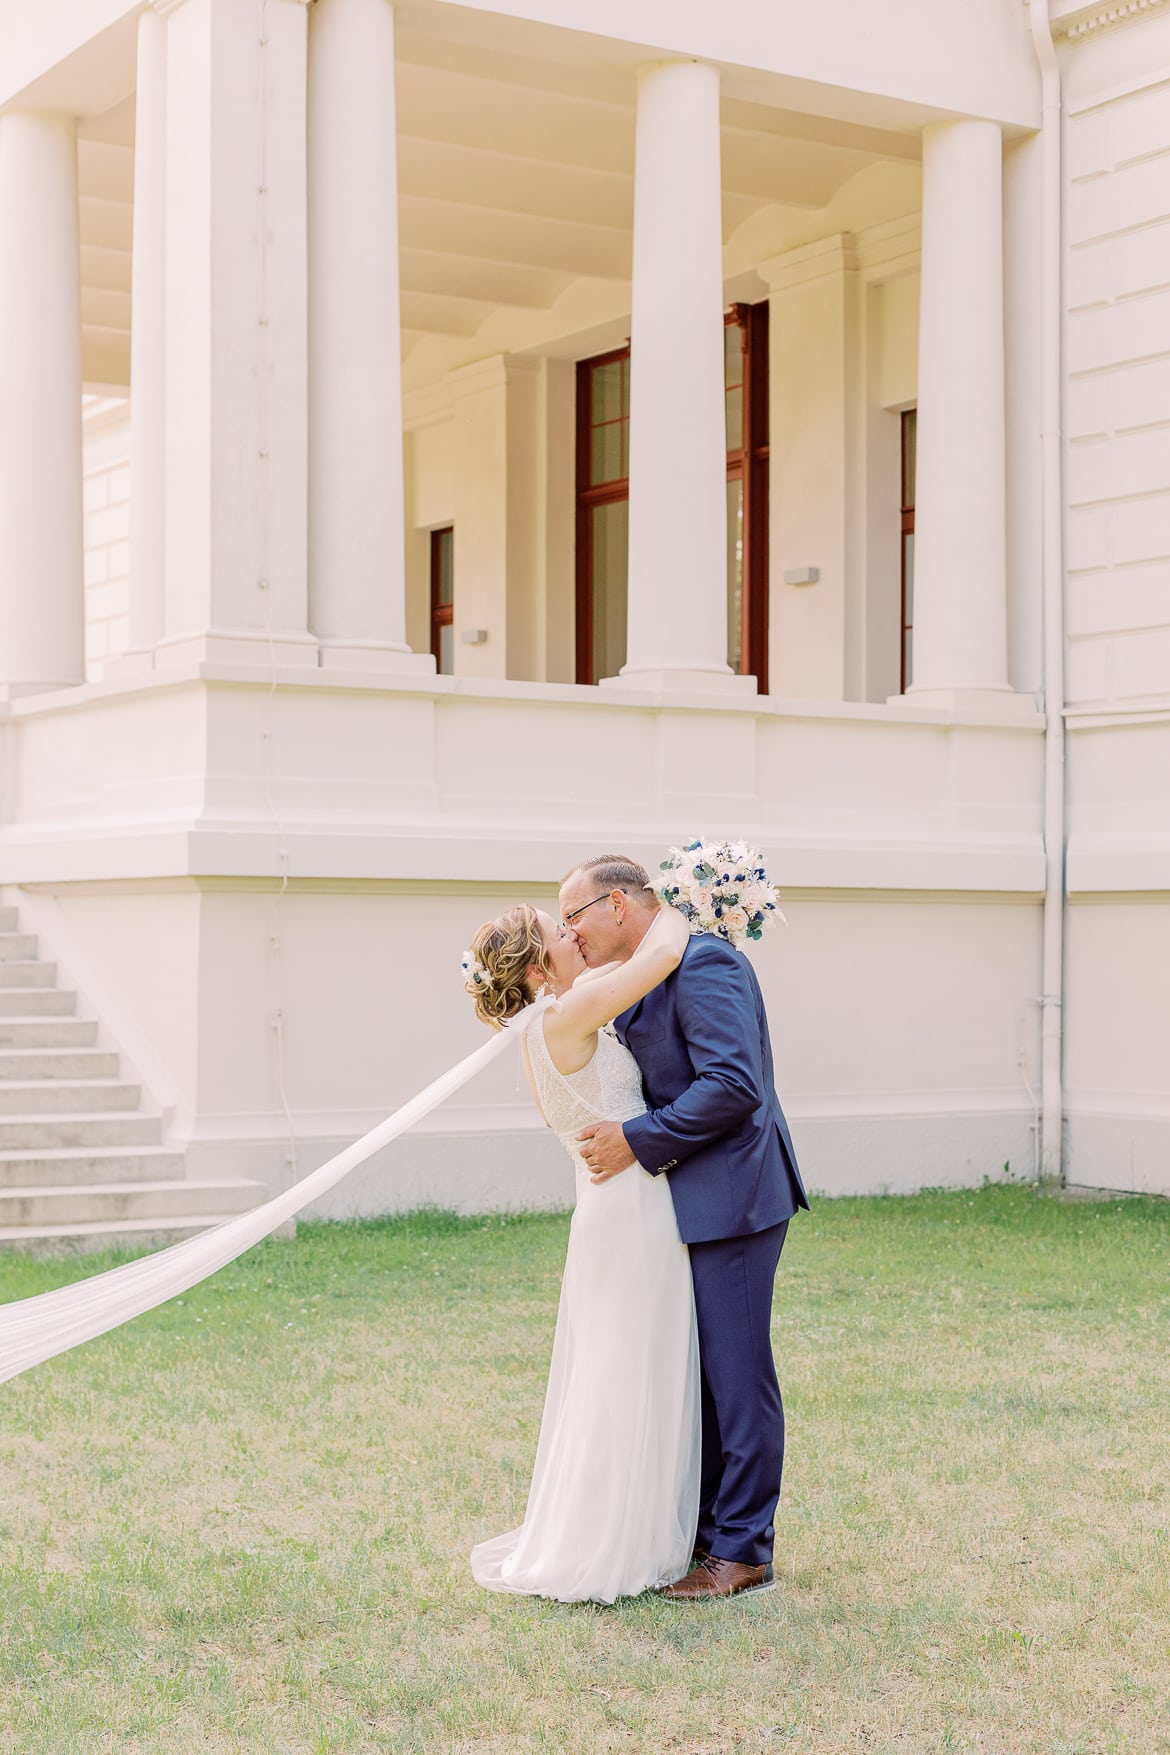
[591,422,624,485]
[902,408,917,511]
[591,360,625,425]
[591,499,629,681]
[434,527,454,606]
[902,529,915,691]
[438,621,454,676]
[724,320,743,390]
[727,477,744,673]
[725,384,743,453]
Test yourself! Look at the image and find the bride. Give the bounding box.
[462,894,698,1604]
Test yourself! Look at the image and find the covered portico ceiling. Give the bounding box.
[76,17,921,389]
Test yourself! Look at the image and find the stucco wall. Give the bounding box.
[1062,21,1170,1195]
[1064,45,1170,708]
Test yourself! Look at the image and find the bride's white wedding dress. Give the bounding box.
[471,1014,700,1604]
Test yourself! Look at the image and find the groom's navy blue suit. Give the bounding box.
[616,933,807,1569]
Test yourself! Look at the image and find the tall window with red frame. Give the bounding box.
[430,526,454,674]
[900,409,917,693]
[575,303,770,689]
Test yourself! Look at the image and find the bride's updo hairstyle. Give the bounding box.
[464,905,553,1031]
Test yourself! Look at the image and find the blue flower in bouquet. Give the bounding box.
[655,837,785,950]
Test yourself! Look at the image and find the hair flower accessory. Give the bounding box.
[656,836,785,951]
[460,948,494,993]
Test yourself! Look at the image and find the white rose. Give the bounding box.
[725,907,749,934]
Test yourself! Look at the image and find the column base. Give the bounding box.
[317,642,437,676]
[893,684,1040,720]
[155,630,321,670]
[600,667,758,698]
[0,676,84,702]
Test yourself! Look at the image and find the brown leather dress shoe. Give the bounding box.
[660,1556,775,1602]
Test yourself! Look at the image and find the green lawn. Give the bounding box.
[0,1186,1167,1755]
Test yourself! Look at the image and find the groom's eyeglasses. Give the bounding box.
[561,890,625,932]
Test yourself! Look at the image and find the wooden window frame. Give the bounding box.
[900,409,916,694]
[430,525,454,673]
[574,347,630,688]
[574,306,770,691]
[725,301,770,694]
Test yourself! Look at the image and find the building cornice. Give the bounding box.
[758,218,920,297]
[1048,0,1169,41]
[402,381,454,433]
[855,214,921,282]
[445,354,543,401]
[758,234,858,295]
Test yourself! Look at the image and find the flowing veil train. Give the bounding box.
[0,1004,548,1386]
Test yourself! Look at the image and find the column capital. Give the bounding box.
[633,54,716,78]
[758,234,858,295]
[446,354,542,403]
[151,0,312,9]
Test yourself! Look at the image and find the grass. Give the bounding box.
[0,1185,1167,1754]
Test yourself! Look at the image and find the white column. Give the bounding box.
[0,111,84,697]
[307,0,433,673]
[158,0,315,669]
[607,60,750,694]
[117,3,168,669]
[906,119,1019,708]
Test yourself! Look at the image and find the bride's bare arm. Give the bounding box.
[555,904,690,1040]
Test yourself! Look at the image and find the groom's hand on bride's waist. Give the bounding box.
[576,1121,636,1184]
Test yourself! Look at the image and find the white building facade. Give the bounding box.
[0,0,1166,1243]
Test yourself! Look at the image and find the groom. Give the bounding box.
[559,853,808,1602]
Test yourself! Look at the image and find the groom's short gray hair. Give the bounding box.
[564,854,657,906]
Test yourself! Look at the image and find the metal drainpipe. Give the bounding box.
[1027,0,1067,1184]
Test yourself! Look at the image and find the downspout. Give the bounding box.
[1027,0,1067,1183]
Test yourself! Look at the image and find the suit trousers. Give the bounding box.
[690,1219,789,1568]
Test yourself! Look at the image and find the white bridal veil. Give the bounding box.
[0,1008,541,1387]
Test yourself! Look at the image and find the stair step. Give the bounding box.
[0,1212,293,1257]
[0,1018,98,1050]
[0,1048,119,1081]
[0,1112,161,1150]
[0,934,38,963]
[0,1146,185,1188]
[0,1179,267,1228]
[0,1079,140,1116]
[0,908,17,933]
[0,962,56,989]
[0,990,76,1017]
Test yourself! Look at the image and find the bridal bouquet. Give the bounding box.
[655,837,784,951]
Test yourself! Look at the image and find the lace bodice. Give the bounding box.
[525,1011,647,1153]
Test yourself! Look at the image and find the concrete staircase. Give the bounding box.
[0,903,270,1254]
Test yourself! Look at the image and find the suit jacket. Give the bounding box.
[617,933,808,1246]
